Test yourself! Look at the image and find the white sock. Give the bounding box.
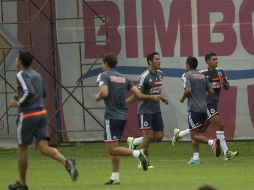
[132,150,140,158]
[216,131,228,155]
[133,137,143,146]
[208,139,213,146]
[111,172,119,181]
[179,129,190,138]
[193,152,199,160]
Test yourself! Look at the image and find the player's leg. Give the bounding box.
[35,114,79,181]
[104,119,148,184]
[189,112,221,157]
[207,106,238,160]
[18,145,28,185]
[127,136,143,150]
[188,140,200,164]
[9,115,31,190]
[139,114,153,149]
[152,112,164,142]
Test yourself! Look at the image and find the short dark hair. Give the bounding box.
[103,53,117,68]
[146,52,159,65]
[186,56,198,69]
[198,185,217,190]
[205,52,216,62]
[18,50,33,67]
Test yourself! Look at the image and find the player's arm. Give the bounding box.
[95,85,108,102]
[206,78,214,97]
[219,70,229,91]
[179,73,190,103]
[179,87,191,103]
[129,86,161,102]
[94,73,109,102]
[10,72,35,107]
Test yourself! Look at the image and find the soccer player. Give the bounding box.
[178,56,221,163]
[8,51,79,190]
[172,53,238,163]
[95,53,161,185]
[126,52,168,167]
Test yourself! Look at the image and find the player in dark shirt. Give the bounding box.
[8,51,78,190]
[95,53,161,185]
[125,52,168,168]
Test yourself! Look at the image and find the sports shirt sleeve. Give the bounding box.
[182,73,191,89]
[219,69,228,82]
[206,78,212,90]
[97,72,109,87]
[17,72,35,105]
[137,75,146,91]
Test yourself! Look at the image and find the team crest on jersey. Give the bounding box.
[210,109,215,114]
[144,121,148,127]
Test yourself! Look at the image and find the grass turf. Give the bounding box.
[0,141,253,190]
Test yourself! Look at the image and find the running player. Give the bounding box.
[8,51,79,190]
[126,52,168,168]
[178,56,221,163]
[172,53,238,163]
[95,53,161,185]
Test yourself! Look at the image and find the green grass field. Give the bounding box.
[1,141,253,190]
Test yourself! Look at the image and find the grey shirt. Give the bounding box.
[182,70,211,113]
[137,69,163,114]
[97,70,133,120]
[17,68,46,113]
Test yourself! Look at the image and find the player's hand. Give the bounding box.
[218,72,225,85]
[94,94,100,102]
[161,96,169,105]
[152,95,161,101]
[179,97,184,103]
[9,99,19,107]
[13,93,19,101]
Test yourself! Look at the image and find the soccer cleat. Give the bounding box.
[104,179,120,185]
[127,137,138,150]
[211,139,221,157]
[187,158,200,165]
[138,149,148,171]
[138,162,155,169]
[8,182,28,190]
[65,158,79,181]
[224,150,239,161]
[172,128,181,146]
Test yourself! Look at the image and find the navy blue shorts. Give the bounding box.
[206,103,219,120]
[104,119,127,143]
[188,111,208,131]
[138,112,164,132]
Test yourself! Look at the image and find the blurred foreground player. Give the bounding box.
[8,51,79,190]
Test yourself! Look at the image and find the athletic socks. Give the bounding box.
[111,172,119,181]
[179,129,190,138]
[132,150,140,158]
[208,139,213,146]
[216,131,228,155]
[133,137,143,146]
[193,152,200,160]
